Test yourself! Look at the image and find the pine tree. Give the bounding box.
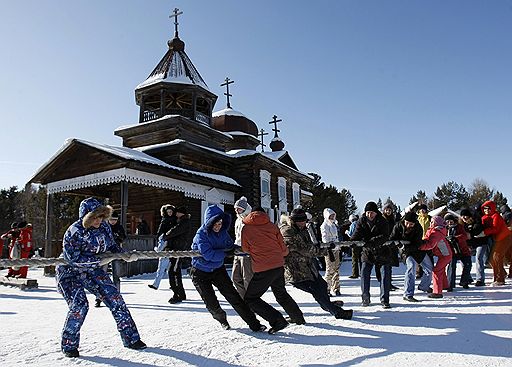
[431,181,469,211]
[493,191,508,209]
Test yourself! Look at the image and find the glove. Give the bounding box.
[328,249,335,262]
[329,242,336,250]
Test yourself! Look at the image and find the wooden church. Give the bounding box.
[29,9,314,270]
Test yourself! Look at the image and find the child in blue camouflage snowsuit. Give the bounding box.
[56,197,146,358]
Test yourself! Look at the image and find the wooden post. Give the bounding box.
[139,95,145,123]
[44,192,54,276]
[160,89,165,118]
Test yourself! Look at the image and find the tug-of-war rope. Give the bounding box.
[0,241,409,268]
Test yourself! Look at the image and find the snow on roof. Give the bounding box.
[136,49,209,91]
[271,136,283,142]
[113,115,233,139]
[212,107,246,118]
[226,131,258,138]
[31,138,240,187]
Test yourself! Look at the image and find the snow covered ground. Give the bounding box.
[1,261,511,367]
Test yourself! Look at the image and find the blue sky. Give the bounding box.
[1,0,511,211]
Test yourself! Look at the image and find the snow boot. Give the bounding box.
[268,319,288,334]
[94,299,102,308]
[335,309,353,320]
[285,316,306,325]
[220,321,231,330]
[63,349,79,358]
[148,284,157,290]
[128,340,147,350]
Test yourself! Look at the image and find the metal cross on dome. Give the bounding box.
[268,115,283,138]
[169,8,183,37]
[220,77,235,109]
[258,128,268,152]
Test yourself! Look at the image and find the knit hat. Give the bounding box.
[252,206,266,213]
[431,215,446,228]
[444,213,457,222]
[175,206,188,215]
[111,211,119,220]
[460,208,472,217]
[234,196,249,211]
[290,208,307,222]
[17,221,28,228]
[383,202,394,211]
[364,201,379,213]
[403,211,418,222]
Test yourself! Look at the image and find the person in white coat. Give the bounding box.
[321,208,341,296]
[231,196,254,298]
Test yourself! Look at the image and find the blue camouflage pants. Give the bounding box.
[56,266,140,352]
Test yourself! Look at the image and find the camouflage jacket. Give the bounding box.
[280,217,327,283]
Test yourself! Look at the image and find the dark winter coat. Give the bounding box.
[382,213,399,267]
[157,215,177,238]
[350,213,391,265]
[191,205,233,273]
[164,214,192,250]
[463,220,490,248]
[389,219,426,264]
[110,221,127,246]
[446,223,471,257]
[280,216,328,283]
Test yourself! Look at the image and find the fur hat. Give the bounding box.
[290,208,307,222]
[175,206,188,215]
[160,204,175,217]
[364,201,379,213]
[80,197,113,228]
[403,211,417,222]
[349,214,359,222]
[234,196,249,211]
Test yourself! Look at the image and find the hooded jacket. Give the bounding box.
[241,211,288,273]
[320,208,339,243]
[481,201,511,241]
[234,203,252,245]
[191,205,233,272]
[164,214,192,250]
[59,197,119,273]
[419,216,452,259]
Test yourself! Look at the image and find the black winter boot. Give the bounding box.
[63,349,79,358]
[128,340,147,350]
[335,309,353,320]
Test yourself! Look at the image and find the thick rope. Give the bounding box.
[0,240,409,268]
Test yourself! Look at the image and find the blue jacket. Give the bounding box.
[58,198,121,276]
[191,205,233,272]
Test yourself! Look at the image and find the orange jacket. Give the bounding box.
[481,201,511,241]
[241,211,289,273]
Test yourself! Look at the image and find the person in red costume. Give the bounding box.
[419,216,452,298]
[14,221,33,278]
[481,200,512,286]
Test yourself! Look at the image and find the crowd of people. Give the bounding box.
[3,196,511,358]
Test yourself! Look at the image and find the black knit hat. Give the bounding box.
[175,206,188,215]
[460,208,472,217]
[290,208,307,222]
[252,206,266,213]
[444,213,457,222]
[417,204,428,211]
[111,211,119,219]
[364,201,379,213]
[403,211,418,222]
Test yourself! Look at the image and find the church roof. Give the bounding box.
[30,138,240,187]
[136,37,209,91]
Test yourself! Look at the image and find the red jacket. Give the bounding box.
[481,201,511,241]
[420,219,452,260]
[451,223,471,257]
[18,226,33,253]
[241,211,289,273]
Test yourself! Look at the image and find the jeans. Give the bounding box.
[404,255,433,297]
[361,262,391,303]
[475,245,489,282]
[447,255,472,288]
[151,257,170,289]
